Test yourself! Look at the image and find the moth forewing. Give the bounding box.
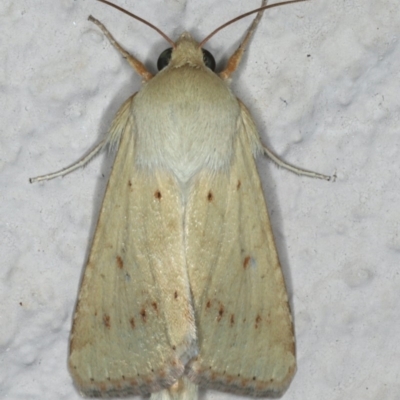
[69,94,197,396]
[185,102,295,397]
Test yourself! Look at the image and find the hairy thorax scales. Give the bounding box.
[132,65,240,183]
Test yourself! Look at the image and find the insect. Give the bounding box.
[31,0,330,399]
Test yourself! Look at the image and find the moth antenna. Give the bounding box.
[199,0,307,48]
[95,0,175,48]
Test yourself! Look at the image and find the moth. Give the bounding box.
[31,0,330,399]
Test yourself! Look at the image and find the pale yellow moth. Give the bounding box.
[31,0,331,399]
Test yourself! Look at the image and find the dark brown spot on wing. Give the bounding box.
[237,180,241,190]
[255,315,262,329]
[140,308,147,322]
[207,191,213,202]
[174,291,178,299]
[206,300,211,309]
[128,180,132,187]
[243,256,251,269]
[154,190,162,200]
[129,317,135,329]
[116,256,123,269]
[217,305,224,322]
[230,314,235,326]
[103,314,111,329]
[152,302,158,313]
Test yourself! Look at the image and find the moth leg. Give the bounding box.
[30,95,135,183]
[220,0,267,80]
[88,16,153,81]
[29,139,106,183]
[262,144,332,181]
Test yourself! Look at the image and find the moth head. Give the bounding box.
[157,33,216,72]
[94,0,307,75]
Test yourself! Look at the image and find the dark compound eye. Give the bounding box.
[202,49,216,71]
[157,48,173,71]
[157,47,216,71]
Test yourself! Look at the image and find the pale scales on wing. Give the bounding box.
[69,94,198,396]
[185,100,295,396]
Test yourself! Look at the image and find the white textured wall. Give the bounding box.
[1,0,400,399]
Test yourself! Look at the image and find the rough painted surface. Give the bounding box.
[1,0,399,399]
